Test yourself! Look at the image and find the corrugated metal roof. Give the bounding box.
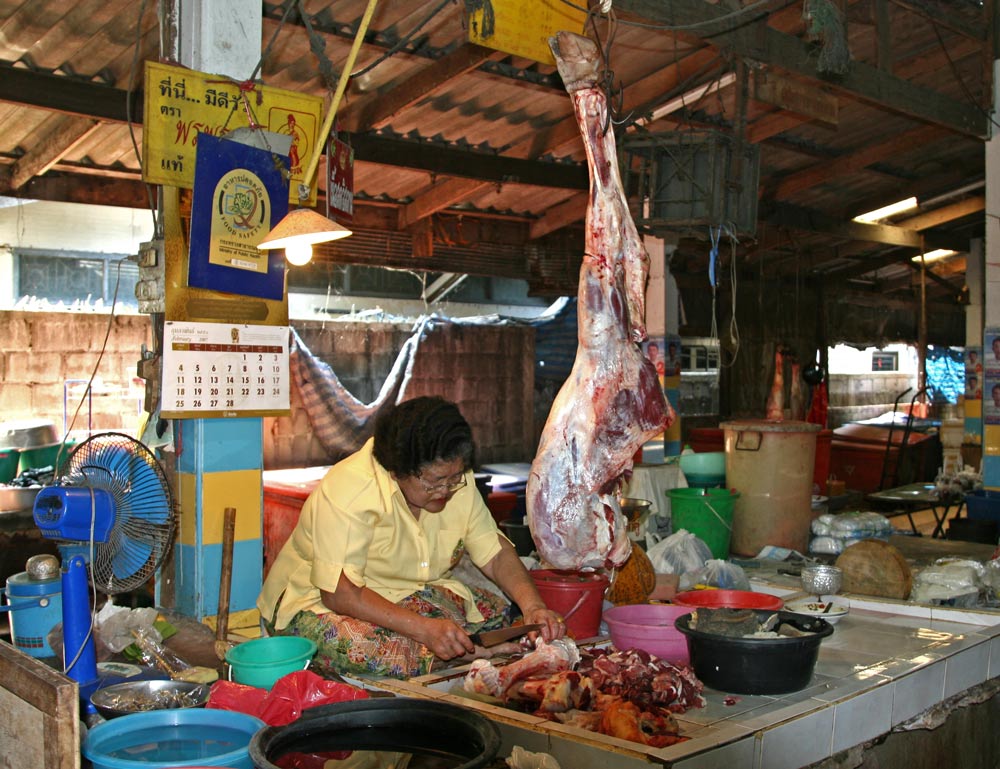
[0,0,987,312]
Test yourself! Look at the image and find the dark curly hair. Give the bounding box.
[373,396,476,478]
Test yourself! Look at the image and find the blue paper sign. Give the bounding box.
[189,133,290,300]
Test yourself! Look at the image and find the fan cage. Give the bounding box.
[58,432,175,595]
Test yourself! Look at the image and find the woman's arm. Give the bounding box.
[321,572,476,660]
[479,537,566,641]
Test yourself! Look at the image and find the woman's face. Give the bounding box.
[395,457,467,513]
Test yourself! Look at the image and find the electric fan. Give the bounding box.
[31,432,175,702]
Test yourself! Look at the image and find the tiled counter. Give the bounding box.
[369,595,1000,769]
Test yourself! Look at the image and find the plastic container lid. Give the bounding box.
[721,419,821,433]
[6,570,61,596]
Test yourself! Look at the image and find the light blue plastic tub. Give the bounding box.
[82,709,265,769]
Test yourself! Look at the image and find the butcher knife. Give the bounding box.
[469,623,544,647]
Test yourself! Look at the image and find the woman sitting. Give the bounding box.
[257,396,565,679]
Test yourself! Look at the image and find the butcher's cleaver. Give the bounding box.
[469,623,543,647]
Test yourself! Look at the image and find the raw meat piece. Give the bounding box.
[508,670,596,713]
[578,647,705,713]
[526,31,674,571]
[463,638,580,699]
[596,694,685,748]
[789,359,806,420]
[765,348,785,420]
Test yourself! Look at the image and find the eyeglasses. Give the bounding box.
[416,472,468,494]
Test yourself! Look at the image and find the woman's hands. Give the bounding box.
[415,616,477,661]
[522,604,567,643]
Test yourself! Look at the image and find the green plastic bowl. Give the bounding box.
[679,451,726,486]
[0,448,20,484]
[225,636,316,690]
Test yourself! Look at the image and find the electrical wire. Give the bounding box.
[58,257,128,471]
[559,0,776,34]
[125,0,159,238]
[350,0,453,79]
[928,22,1000,133]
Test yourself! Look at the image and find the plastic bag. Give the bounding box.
[678,559,750,592]
[129,627,192,677]
[910,558,985,605]
[646,529,712,575]
[207,669,369,726]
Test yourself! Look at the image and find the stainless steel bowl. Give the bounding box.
[90,679,210,719]
[801,565,843,596]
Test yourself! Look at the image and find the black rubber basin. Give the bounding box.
[249,697,501,769]
[676,610,834,695]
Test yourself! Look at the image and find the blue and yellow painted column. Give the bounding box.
[172,418,262,628]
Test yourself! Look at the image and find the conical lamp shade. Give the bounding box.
[257,208,353,250]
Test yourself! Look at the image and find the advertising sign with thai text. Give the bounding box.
[143,61,323,204]
[466,0,586,65]
[326,137,354,223]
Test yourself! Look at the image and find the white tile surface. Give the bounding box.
[670,735,757,769]
[757,707,835,769]
[943,641,992,698]
[831,682,894,753]
[892,664,946,725]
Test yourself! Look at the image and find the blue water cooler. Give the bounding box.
[1,565,62,658]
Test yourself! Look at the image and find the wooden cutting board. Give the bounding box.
[835,540,913,600]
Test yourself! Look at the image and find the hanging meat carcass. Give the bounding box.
[526,31,675,571]
[765,348,785,420]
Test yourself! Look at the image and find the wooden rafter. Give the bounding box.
[614,0,988,138]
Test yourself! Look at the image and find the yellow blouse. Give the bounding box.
[257,438,504,630]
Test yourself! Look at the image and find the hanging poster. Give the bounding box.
[984,330,1000,424]
[965,346,982,400]
[161,321,290,419]
[188,133,289,300]
[327,136,354,223]
[143,60,323,204]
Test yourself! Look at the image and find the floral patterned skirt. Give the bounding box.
[271,585,511,680]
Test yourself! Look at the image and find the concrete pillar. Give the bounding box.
[983,59,1000,489]
[965,237,984,449]
[644,234,682,459]
[163,0,265,625]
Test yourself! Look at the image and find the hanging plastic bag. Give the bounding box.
[646,529,712,575]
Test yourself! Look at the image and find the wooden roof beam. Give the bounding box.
[338,43,496,132]
[896,195,985,230]
[771,124,945,199]
[614,0,988,138]
[5,116,101,191]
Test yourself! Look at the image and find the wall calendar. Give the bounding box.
[162,322,290,419]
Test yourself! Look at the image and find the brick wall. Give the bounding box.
[267,320,537,469]
[0,311,537,469]
[0,311,148,435]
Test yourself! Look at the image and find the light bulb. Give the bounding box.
[284,242,313,266]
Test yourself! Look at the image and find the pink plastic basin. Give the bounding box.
[602,603,691,664]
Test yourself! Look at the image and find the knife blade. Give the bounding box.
[469,623,544,647]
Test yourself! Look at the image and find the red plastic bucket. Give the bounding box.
[529,569,608,639]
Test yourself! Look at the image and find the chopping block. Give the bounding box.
[835,540,912,600]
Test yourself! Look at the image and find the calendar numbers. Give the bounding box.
[162,322,289,418]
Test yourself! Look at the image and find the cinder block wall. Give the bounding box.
[0,312,537,469]
[0,311,149,435]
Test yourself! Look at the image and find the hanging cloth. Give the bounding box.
[806,380,828,428]
[288,317,432,461]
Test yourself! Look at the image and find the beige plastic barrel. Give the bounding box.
[721,419,820,556]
